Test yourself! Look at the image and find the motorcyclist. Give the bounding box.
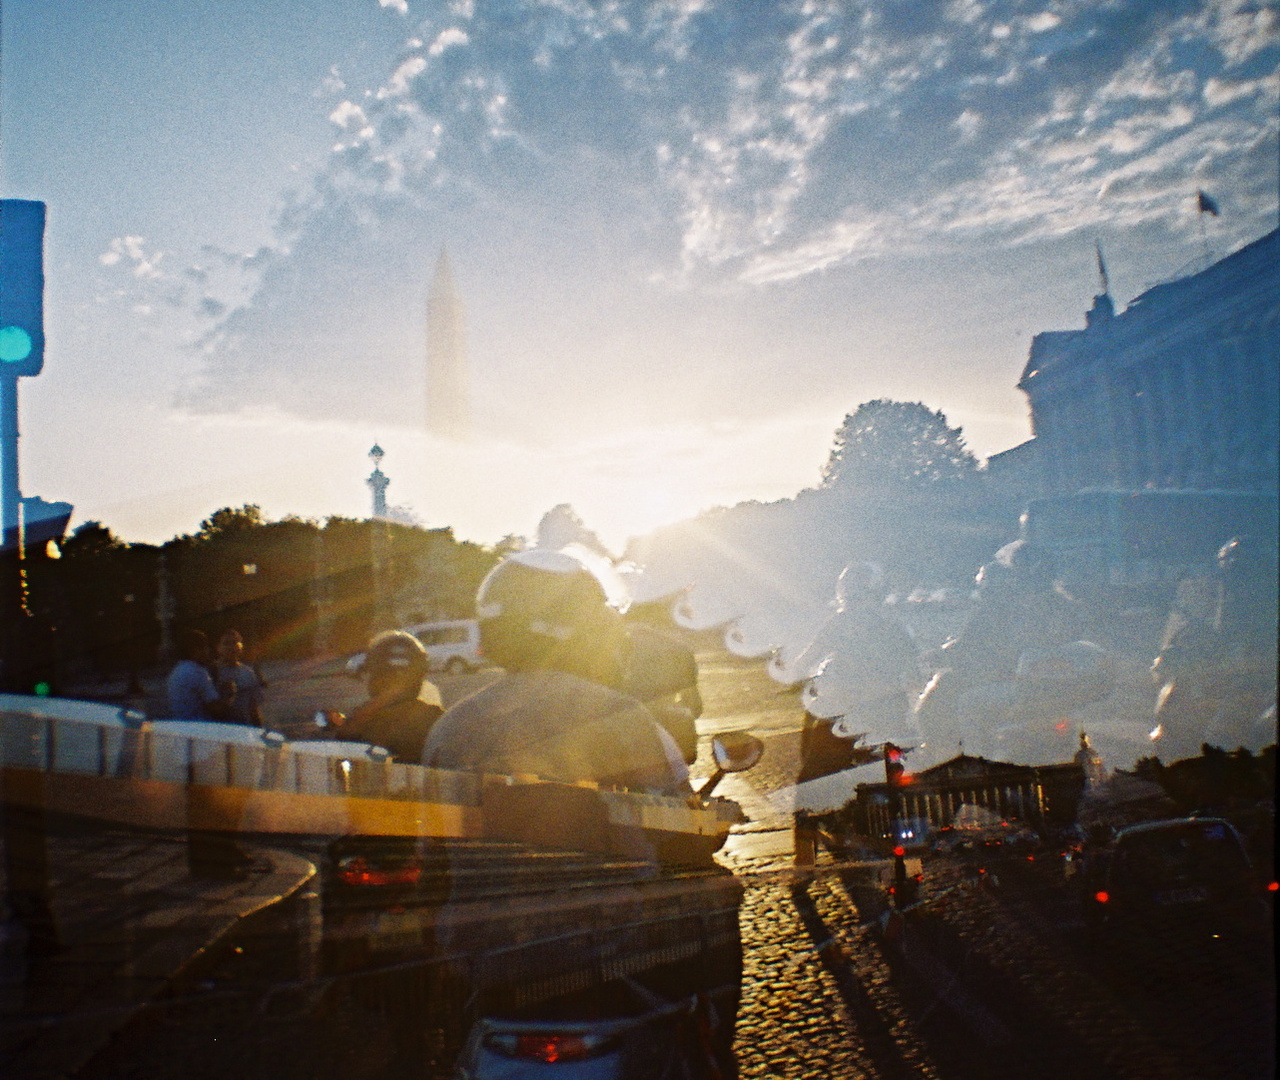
[792,562,921,873]
[1152,535,1279,757]
[330,630,443,763]
[915,540,1105,760]
[421,546,690,795]
[796,562,922,776]
[423,546,738,1079]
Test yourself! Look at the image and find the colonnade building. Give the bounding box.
[988,228,1279,584]
[1014,228,1278,495]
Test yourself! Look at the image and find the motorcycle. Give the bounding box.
[915,640,1115,763]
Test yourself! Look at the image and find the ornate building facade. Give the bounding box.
[987,229,1279,584]
[1010,229,1278,496]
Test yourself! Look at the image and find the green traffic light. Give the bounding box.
[0,325,34,362]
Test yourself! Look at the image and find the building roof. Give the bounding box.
[1019,228,1279,390]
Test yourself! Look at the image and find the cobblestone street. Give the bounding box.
[28,646,1274,1079]
[704,652,943,1080]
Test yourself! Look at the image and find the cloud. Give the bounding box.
[100,235,165,279]
[1204,74,1280,108]
[428,27,469,57]
[379,0,409,15]
[179,0,1278,423]
[329,100,370,129]
[378,55,428,98]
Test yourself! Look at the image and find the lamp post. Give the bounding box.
[367,444,392,632]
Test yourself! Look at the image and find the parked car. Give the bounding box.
[405,618,484,674]
[344,619,484,678]
[1081,816,1271,951]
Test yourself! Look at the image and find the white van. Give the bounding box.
[406,619,484,675]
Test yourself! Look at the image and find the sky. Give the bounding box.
[2,0,1277,552]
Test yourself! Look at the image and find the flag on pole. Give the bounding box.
[1196,190,1220,216]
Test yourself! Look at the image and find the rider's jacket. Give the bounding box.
[344,688,443,764]
[946,589,1085,683]
[421,670,689,795]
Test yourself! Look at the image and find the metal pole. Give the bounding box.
[1,374,20,550]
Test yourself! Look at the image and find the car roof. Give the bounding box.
[1114,816,1236,841]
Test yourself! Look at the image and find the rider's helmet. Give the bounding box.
[834,562,888,609]
[994,539,1057,590]
[353,630,429,682]
[475,545,628,673]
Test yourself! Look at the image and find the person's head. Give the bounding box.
[178,629,211,664]
[355,630,430,697]
[217,629,244,664]
[973,560,1014,601]
[834,561,888,609]
[475,546,627,681]
[994,539,1057,591]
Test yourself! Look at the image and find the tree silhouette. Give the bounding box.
[195,504,265,539]
[821,399,979,490]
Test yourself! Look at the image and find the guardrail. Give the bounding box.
[0,696,742,844]
[0,696,479,803]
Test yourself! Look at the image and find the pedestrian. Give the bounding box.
[214,629,265,726]
[165,629,232,720]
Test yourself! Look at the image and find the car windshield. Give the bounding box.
[1116,822,1253,890]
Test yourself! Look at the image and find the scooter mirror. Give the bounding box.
[695,732,765,805]
[711,732,764,774]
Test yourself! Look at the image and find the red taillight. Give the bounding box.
[1267,881,1278,893]
[483,1030,616,1063]
[336,856,423,887]
[1094,890,1110,904]
[515,1034,592,1063]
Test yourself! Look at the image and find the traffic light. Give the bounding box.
[0,200,46,378]
[884,742,908,786]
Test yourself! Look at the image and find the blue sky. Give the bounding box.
[2,0,1277,549]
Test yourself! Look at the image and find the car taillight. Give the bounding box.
[1094,890,1110,904]
[484,1031,616,1062]
[1267,881,1278,893]
[336,855,423,887]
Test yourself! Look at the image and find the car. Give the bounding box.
[344,619,485,679]
[406,618,484,674]
[1080,816,1271,952]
